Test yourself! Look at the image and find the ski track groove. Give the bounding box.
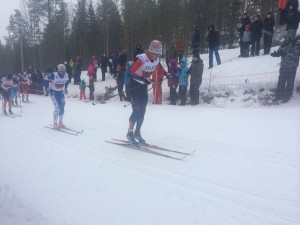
[2,120,299,225]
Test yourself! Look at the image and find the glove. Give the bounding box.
[158,78,163,85]
[165,73,173,78]
[270,51,278,57]
[143,77,152,85]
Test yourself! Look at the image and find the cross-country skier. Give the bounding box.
[127,40,167,144]
[49,64,69,128]
[1,74,13,115]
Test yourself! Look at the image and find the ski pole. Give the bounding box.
[92,81,144,105]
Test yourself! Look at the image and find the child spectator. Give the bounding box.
[87,61,95,100]
[176,58,189,106]
[237,13,251,57]
[241,24,252,57]
[79,79,87,100]
[187,53,203,105]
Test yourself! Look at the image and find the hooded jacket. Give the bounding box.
[168,59,179,87]
[206,25,219,48]
[176,58,189,86]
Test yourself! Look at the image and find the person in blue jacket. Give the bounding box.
[176,58,189,106]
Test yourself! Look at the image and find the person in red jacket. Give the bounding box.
[127,40,167,144]
[151,69,164,104]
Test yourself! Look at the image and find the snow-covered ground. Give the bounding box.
[0,47,300,225]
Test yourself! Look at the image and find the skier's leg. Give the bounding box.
[50,92,60,127]
[284,68,297,101]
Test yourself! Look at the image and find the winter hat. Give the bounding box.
[192,51,200,58]
[57,64,66,72]
[149,40,162,55]
[180,58,187,65]
[208,24,214,31]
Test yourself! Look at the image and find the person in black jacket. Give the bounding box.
[100,54,108,81]
[237,13,251,57]
[285,1,300,34]
[116,50,127,101]
[206,24,221,69]
[251,14,263,56]
[192,28,200,54]
[263,12,275,55]
[133,44,144,61]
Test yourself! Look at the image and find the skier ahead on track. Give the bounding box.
[49,64,69,129]
[127,40,167,144]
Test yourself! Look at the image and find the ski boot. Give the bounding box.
[53,121,59,129]
[59,122,66,129]
[15,100,18,106]
[9,109,13,115]
[134,130,145,143]
[3,110,7,115]
[126,130,138,145]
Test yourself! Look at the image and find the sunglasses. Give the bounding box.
[153,52,161,57]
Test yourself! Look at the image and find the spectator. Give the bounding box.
[270,30,300,103]
[187,52,203,105]
[92,56,98,82]
[285,1,300,34]
[166,42,177,71]
[79,79,87,100]
[100,54,108,81]
[176,57,189,106]
[238,12,251,57]
[206,24,221,69]
[241,24,252,57]
[177,40,186,61]
[133,44,144,61]
[263,12,275,55]
[192,28,201,54]
[251,14,263,56]
[168,58,179,105]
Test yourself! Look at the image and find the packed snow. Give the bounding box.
[0,47,300,225]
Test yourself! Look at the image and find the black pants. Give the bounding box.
[89,80,94,100]
[117,76,126,101]
[169,85,178,105]
[241,42,251,57]
[276,67,297,101]
[179,85,187,104]
[129,80,148,132]
[263,34,273,54]
[101,68,106,81]
[251,37,261,56]
[94,68,97,82]
[190,83,200,105]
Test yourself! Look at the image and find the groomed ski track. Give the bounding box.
[1,93,299,225]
